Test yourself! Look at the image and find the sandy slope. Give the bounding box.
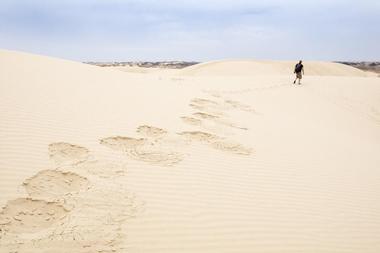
[179,60,374,77]
[1,49,380,253]
[114,66,179,76]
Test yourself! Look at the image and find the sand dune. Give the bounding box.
[180,60,372,76]
[114,66,180,76]
[1,49,380,253]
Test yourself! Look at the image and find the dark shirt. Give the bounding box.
[295,63,303,73]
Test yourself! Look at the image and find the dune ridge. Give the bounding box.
[179,59,372,77]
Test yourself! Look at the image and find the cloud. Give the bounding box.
[0,0,379,61]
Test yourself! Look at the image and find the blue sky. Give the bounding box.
[0,0,379,61]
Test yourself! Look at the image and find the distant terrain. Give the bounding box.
[85,61,380,74]
[84,61,199,69]
[337,61,380,74]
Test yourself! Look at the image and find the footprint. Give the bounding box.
[191,95,256,115]
[75,160,127,178]
[189,101,225,116]
[178,131,220,142]
[193,112,219,120]
[100,136,146,151]
[23,170,89,201]
[127,149,183,166]
[190,97,254,117]
[136,125,168,138]
[0,141,144,252]
[191,98,219,106]
[224,99,256,113]
[0,198,68,233]
[189,103,206,111]
[0,185,142,252]
[181,116,202,126]
[49,142,89,166]
[192,112,248,131]
[100,136,182,166]
[178,131,251,155]
[211,141,252,155]
[42,185,142,253]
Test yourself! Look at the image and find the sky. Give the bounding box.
[0,0,379,61]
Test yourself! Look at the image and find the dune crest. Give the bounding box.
[180,60,371,76]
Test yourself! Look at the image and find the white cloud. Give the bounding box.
[0,0,379,61]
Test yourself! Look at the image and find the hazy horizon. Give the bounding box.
[1,0,379,62]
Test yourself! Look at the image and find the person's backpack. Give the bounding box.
[295,64,303,73]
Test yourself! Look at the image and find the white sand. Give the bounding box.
[179,59,375,77]
[1,49,380,253]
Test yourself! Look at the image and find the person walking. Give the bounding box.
[293,60,304,85]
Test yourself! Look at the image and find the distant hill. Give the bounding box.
[337,62,380,74]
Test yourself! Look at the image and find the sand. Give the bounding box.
[1,49,380,253]
[179,59,376,77]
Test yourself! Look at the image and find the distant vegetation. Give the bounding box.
[337,61,380,74]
